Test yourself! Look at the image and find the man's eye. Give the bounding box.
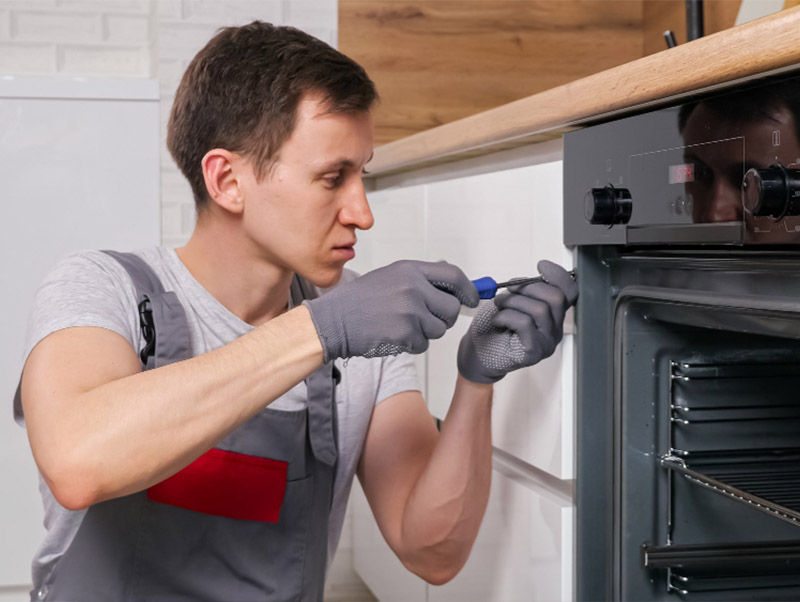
[323,173,342,187]
[694,162,713,184]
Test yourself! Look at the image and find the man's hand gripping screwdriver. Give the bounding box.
[471,270,578,299]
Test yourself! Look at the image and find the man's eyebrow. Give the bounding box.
[317,152,374,172]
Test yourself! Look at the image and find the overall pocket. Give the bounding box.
[131,408,313,601]
[146,448,288,522]
[146,407,308,521]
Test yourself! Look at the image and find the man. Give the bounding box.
[15,22,577,601]
[679,80,800,225]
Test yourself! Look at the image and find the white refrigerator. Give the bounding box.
[0,76,160,593]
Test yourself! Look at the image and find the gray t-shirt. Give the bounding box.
[15,247,420,588]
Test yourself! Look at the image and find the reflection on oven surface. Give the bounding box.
[677,79,800,227]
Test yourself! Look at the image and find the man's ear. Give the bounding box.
[201,149,243,214]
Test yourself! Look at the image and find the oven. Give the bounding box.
[565,71,800,601]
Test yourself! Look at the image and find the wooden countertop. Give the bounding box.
[366,6,800,178]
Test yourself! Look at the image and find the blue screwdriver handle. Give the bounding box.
[471,276,499,300]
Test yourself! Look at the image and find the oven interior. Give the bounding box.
[617,291,800,600]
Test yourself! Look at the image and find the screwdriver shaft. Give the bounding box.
[496,269,576,290]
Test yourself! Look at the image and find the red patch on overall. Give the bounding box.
[147,449,288,522]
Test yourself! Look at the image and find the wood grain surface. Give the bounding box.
[339,1,644,145]
[365,6,800,177]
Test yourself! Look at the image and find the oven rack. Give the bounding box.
[667,359,800,528]
[667,571,800,596]
[642,540,800,595]
[661,454,800,528]
[670,361,800,426]
[649,359,800,595]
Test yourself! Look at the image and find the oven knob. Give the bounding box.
[743,165,800,218]
[584,185,632,225]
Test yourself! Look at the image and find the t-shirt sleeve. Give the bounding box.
[374,352,422,405]
[23,250,141,361]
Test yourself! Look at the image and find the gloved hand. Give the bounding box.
[304,260,480,362]
[457,260,578,384]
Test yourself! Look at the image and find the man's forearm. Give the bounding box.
[399,375,493,584]
[24,306,323,509]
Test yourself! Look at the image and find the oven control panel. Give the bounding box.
[585,185,632,225]
[743,166,800,219]
[563,72,800,246]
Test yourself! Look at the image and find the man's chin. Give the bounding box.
[302,267,344,291]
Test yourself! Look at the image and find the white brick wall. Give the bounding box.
[106,13,151,44]
[0,41,56,72]
[13,10,104,42]
[0,11,10,40]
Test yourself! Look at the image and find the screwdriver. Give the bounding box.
[471,269,577,300]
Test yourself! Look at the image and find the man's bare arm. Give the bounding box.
[22,305,322,510]
[357,376,492,585]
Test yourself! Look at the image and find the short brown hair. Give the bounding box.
[167,21,378,209]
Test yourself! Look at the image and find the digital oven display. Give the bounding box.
[669,163,695,184]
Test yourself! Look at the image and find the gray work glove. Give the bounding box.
[457,260,578,384]
[304,260,480,362]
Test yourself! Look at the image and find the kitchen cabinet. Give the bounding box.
[351,479,428,602]
[350,142,575,601]
[350,11,800,600]
[422,160,574,480]
[429,458,573,602]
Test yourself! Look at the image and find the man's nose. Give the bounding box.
[706,178,743,222]
[339,179,374,230]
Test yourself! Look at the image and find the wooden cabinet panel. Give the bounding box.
[340,1,644,144]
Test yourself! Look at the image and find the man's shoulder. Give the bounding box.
[49,247,163,276]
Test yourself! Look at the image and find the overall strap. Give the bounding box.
[102,250,192,370]
[291,274,339,468]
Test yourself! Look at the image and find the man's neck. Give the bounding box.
[176,221,294,327]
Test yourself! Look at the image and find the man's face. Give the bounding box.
[236,95,375,288]
[682,103,800,223]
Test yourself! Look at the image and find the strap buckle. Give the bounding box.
[138,296,156,365]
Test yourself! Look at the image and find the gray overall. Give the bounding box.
[38,251,339,601]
